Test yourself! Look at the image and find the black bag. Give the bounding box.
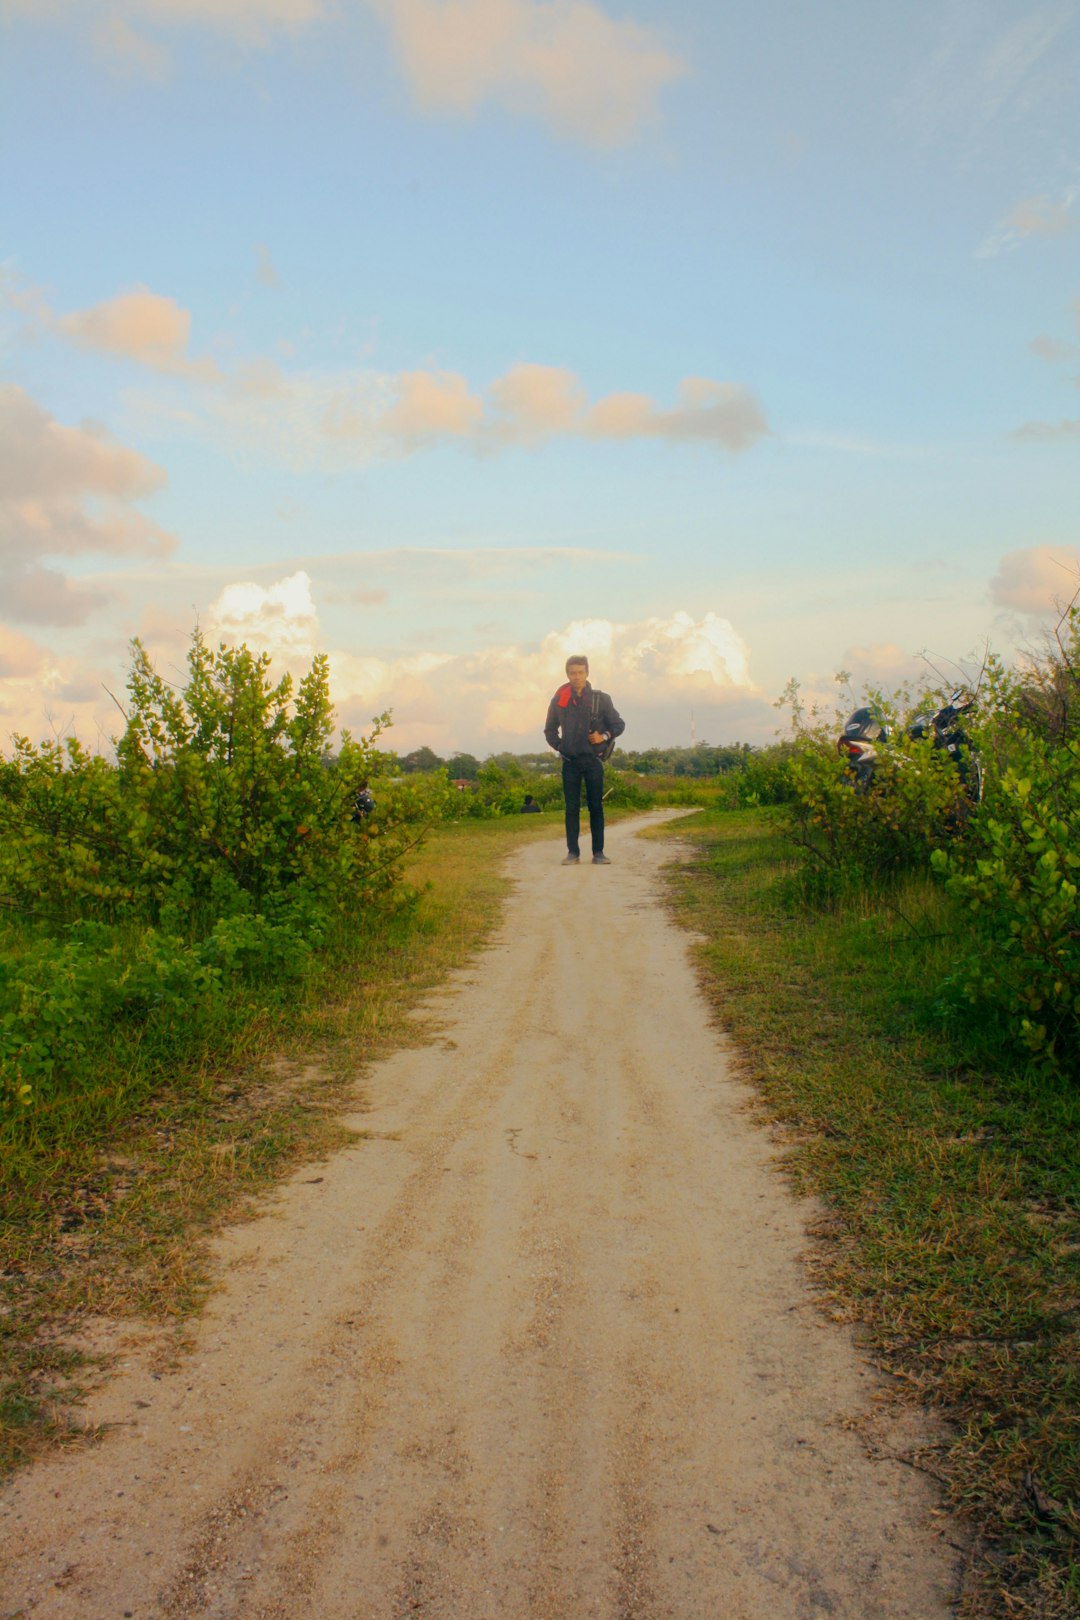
[591,692,617,761]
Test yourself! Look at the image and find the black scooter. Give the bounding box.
[837,691,983,808]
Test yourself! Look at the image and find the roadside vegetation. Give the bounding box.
[0,634,553,1475]
[648,605,1080,1620]
[3,616,1076,1618]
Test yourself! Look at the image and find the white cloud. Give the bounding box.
[0,384,176,627]
[977,183,1080,257]
[205,360,770,464]
[0,385,165,512]
[990,545,1080,616]
[379,369,486,446]
[1010,418,1080,442]
[487,367,769,451]
[0,624,117,751]
[338,594,756,748]
[0,555,774,755]
[1030,334,1078,362]
[206,570,321,658]
[29,274,768,461]
[57,285,222,381]
[0,625,49,681]
[187,570,765,751]
[8,0,684,145]
[369,0,685,147]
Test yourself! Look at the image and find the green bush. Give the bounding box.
[450,759,564,818]
[0,924,220,1112]
[779,681,978,901]
[601,768,652,809]
[932,632,1080,1075]
[0,632,447,1118]
[0,634,424,938]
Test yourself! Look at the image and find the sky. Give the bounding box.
[2,0,1080,757]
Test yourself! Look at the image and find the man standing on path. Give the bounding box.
[544,655,625,866]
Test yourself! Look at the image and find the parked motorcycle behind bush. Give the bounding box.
[837,691,983,817]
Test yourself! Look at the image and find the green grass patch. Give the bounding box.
[651,807,1079,1620]
[0,813,561,1477]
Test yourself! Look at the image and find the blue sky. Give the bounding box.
[2,0,1079,755]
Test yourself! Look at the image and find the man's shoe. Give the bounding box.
[561,853,581,865]
[592,853,611,865]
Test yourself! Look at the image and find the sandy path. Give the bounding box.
[0,812,958,1619]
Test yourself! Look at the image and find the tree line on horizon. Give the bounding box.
[394,741,761,779]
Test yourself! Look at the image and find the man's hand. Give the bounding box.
[588,730,607,745]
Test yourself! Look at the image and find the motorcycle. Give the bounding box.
[837,690,983,810]
[350,786,376,823]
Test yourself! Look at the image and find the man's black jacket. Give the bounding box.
[544,681,625,759]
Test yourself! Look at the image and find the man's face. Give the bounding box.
[567,664,588,695]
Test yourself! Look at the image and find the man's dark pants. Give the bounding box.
[562,752,605,856]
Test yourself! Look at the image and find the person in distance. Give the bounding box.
[543,654,624,866]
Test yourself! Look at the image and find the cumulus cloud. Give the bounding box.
[1010,418,1080,442]
[206,570,321,658]
[990,546,1080,616]
[210,360,770,464]
[481,368,767,451]
[10,0,684,144]
[348,609,759,750]
[489,363,586,444]
[381,369,486,446]
[1004,194,1076,238]
[0,625,49,681]
[1030,334,1078,362]
[0,385,165,513]
[370,0,685,147]
[0,384,175,627]
[0,622,117,749]
[2,568,109,628]
[593,378,770,450]
[978,185,1080,256]
[206,571,760,751]
[57,285,221,381]
[21,271,767,462]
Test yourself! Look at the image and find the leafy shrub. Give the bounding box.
[0,634,430,940]
[779,680,979,901]
[0,924,221,1113]
[450,759,563,817]
[601,769,652,809]
[932,618,1080,1074]
[0,633,449,1118]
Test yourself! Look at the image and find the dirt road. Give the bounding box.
[0,813,958,1619]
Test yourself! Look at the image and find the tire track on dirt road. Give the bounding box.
[0,811,959,1619]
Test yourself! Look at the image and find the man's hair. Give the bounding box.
[565,654,589,675]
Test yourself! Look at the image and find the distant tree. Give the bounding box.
[400,746,444,774]
[486,752,525,777]
[449,752,480,780]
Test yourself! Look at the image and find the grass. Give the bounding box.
[648,806,1079,1620]
[0,811,561,1477]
